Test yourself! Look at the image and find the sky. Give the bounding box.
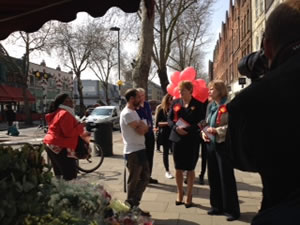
[204,0,229,64]
[2,1,228,83]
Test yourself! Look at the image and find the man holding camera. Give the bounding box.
[227,1,300,224]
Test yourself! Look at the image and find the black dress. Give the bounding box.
[168,97,206,170]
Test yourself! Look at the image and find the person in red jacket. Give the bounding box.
[43,93,86,180]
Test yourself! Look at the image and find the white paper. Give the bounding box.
[176,118,190,128]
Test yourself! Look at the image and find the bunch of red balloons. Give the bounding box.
[166,67,209,103]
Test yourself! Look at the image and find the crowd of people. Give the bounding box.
[41,1,300,224]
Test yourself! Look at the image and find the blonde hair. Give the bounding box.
[161,93,172,114]
[137,88,145,93]
[178,80,193,93]
[209,80,228,99]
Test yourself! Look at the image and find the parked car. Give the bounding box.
[86,106,120,131]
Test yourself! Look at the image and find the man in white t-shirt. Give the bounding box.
[120,88,150,214]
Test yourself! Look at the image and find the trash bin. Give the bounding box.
[94,122,113,156]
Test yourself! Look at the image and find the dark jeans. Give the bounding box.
[45,147,77,180]
[162,140,171,172]
[145,131,155,176]
[126,149,150,207]
[207,142,240,215]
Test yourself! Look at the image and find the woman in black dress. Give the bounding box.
[168,81,206,207]
[155,93,174,179]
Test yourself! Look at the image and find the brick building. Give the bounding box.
[211,0,287,97]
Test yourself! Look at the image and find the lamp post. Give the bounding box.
[110,26,121,109]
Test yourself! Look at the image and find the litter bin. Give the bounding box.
[94,122,113,156]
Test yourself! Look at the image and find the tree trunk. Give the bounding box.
[104,83,110,105]
[76,74,85,116]
[23,51,32,125]
[132,0,154,98]
[158,66,169,95]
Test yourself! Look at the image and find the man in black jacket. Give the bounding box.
[227,1,300,224]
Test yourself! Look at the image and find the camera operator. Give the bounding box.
[226,1,300,224]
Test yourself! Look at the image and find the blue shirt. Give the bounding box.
[136,101,153,130]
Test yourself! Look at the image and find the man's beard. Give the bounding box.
[133,101,140,108]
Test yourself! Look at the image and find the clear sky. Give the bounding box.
[204,0,229,65]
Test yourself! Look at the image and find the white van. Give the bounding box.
[86,106,120,130]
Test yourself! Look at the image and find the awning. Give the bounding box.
[0,85,36,102]
[0,85,11,101]
[0,0,142,40]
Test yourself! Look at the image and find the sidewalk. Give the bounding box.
[78,131,262,225]
[0,120,40,132]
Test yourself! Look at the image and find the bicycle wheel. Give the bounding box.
[77,141,104,173]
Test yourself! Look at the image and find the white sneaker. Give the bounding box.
[165,171,174,179]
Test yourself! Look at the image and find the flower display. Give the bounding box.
[25,179,153,225]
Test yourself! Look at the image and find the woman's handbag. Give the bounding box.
[75,136,90,159]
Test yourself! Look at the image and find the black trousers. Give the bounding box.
[162,140,171,172]
[207,142,240,215]
[45,147,77,180]
[199,141,207,178]
[145,131,155,176]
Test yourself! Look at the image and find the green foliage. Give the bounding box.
[0,144,153,225]
[0,144,52,225]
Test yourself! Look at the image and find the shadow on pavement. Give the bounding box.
[78,170,122,182]
[237,181,262,192]
[153,219,200,225]
[238,211,257,223]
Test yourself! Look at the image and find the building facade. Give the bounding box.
[0,58,73,120]
[211,0,286,97]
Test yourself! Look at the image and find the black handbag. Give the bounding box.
[75,136,90,159]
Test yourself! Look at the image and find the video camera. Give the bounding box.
[238,33,268,81]
[238,49,268,81]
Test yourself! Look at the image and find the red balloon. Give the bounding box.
[173,87,181,99]
[195,79,206,88]
[193,87,209,103]
[179,67,196,81]
[170,71,181,85]
[167,83,176,96]
[192,79,209,103]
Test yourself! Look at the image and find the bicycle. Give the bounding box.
[0,140,104,174]
[77,139,104,173]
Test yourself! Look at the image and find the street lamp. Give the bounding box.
[110,26,121,109]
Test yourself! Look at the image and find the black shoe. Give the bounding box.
[199,176,204,185]
[136,207,151,217]
[184,202,195,208]
[149,177,158,184]
[226,213,240,221]
[175,201,184,206]
[207,208,223,215]
[184,178,188,184]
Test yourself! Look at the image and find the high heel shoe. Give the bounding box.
[175,201,184,205]
[175,191,184,206]
[184,202,195,208]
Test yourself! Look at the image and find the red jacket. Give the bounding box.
[43,109,84,150]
